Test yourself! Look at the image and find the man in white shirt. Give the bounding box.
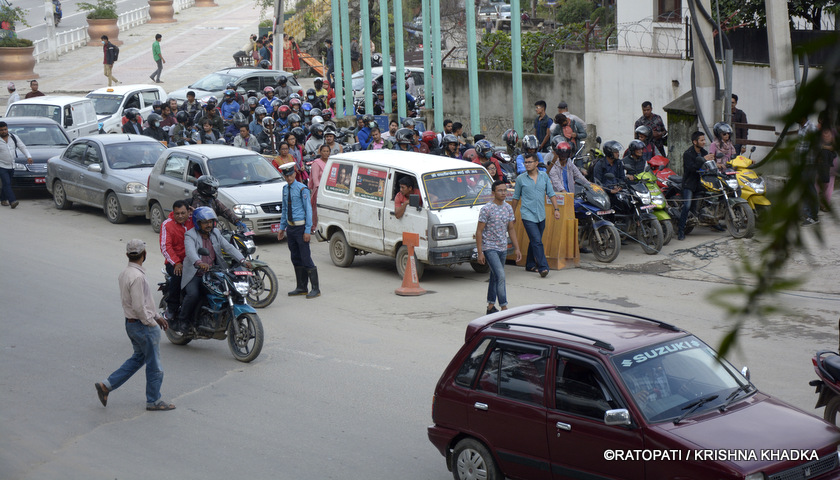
[6,82,20,109]
[0,121,32,208]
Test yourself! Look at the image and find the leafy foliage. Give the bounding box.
[0,3,30,31]
[715,0,840,30]
[556,0,594,26]
[478,23,603,73]
[0,36,33,47]
[78,0,118,20]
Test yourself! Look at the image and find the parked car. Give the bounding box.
[478,4,499,24]
[428,304,840,480]
[1,117,71,189]
[145,144,286,234]
[351,67,425,99]
[167,68,300,103]
[5,96,99,139]
[46,134,166,223]
[86,84,168,134]
[497,4,511,19]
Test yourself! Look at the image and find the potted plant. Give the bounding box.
[78,0,122,46]
[0,3,38,80]
[148,0,176,24]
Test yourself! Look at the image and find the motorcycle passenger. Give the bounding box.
[122,108,143,135]
[548,139,589,194]
[195,118,222,144]
[160,200,194,320]
[503,128,521,159]
[242,96,258,119]
[440,134,461,159]
[516,135,545,174]
[288,97,303,115]
[225,83,245,105]
[257,117,283,154]
[394,128,415,152]
[260,86,276,112]
[305,88,325,110]
[160,103,177,129]
[179,207,251,332]
[622,140,647,181]
[373,88,387,115]
[169,111,195,145]
[151,100,164,117]
[233,124,260,152]
[593,140,625,194]
[474,139,504,181]
[367,126,393,150]
[194,97,224,132]
[304,124,325,156]
[422,131,440,154]
[142,113,169,143]
[357,115,374,150]
[179,91,200,124]
[323,127,343,154]
[250,106,267,137]
[275,75,295,101]
[628,125,660,161]
[287,113,302,131]
[677,131,715,240]
[313,77,329,103]
[709,122,736,168]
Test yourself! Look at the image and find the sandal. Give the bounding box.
[539,269,549,278]
[526,267,538,273]
[95,382,109,407]
[146,401,176,411]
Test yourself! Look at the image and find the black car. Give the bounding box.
[2,117,71,189]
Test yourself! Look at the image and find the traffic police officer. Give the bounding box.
[276,162,321,298]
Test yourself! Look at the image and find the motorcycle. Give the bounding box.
[221,222,278,308]
[727,147,770,218]
[52,0,62,26]
[636,169,674,245]
[575,137,601,182]
[811,350,840,426]
[158,249,264,363]
[664,158,756,239]
[647,155,677,193]
[574,181,621,262]
[602,173,664,254]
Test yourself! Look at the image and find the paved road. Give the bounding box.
[1,189,838,479]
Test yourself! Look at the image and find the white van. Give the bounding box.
[5,96,99,139]
[86,84,168,134]
[317,150,496,278]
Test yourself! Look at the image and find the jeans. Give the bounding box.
[522,219,548,271]
[164,263,182,318]
[0,168,16,203]
[151,59,163,81]
[104,320,164,405]
[677,189,695,234]
[287,225,315,268]
[484,249,508,307]
[179,275,202,324]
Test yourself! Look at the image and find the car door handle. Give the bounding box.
[556,421,571,431]
[474,402,488,411]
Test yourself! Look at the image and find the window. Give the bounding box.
[391,172,417,201]
[105,142,165,169]
[164,154,189,180]
[64,143,88,164]
[7,125,69,146]
[455,338,493,387]
[63,106,73,126]
[324,162,354,194]
[555,356,617,419]
[354,166,387,201]
[656,0,681,22]
[187,160,204,181]
[238,76,261,92]
[84,145,102,165]
[477,341,548,405]
[141,90,160,108]
[124,93,141,110]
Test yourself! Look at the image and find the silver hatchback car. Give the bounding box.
[145,145,286,234]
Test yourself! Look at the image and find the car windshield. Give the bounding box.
[190,73,237,91]
[612,336,750,424]
[500,5,510,12]
[86,93,124,116]
[422,168,494,209]
[480,6,496,13]
[207,154,282,186]
[105,142,166,169]
[6,124,69,146]
[6,104,61,124]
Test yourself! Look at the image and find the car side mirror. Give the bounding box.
[197,247,210,256]
[604,409,631,426]
[409,193,421,209]
[740,366,750,381]
[64,117,73,127]
[87,163,102,173]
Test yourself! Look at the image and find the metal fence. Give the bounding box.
[117,5,151,31]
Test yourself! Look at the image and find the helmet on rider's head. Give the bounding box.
[306,88,317,101]
[246,89,257,98]
[175,111,189,124]
[311,116,324,126]
[314,77,323,88]
[287,113,301,125]
[422,131,438,149]
[442,134,458,148]
[475,139,495,159]
[503,128,519,148]
[328,98,336,108]
[152,100,163,111]
[258,59,270,69]
[277,75,288,85]
[147,113,162,127]
[124,108,141,122]
[233,112,249,128]
[263,86,275,94]
[289,97,302,108]
[552,137,572,158]
[713,122,732,140]
[321,108,333,120]
[311,108,322,118]
[291,126,305,144]
[628,139,645,154]
[603,140,623,158]
[196,175,220,198]
[191,206,218,229]
[223,89,235,102]
[323,126,336,137]
[395,128,415,145]
[375,88,384,97]
[206,96,218,108]
[634,125,652,141]
[302,102,313,115]
[255,106,268,116]
[270,98,281,110]
[463,148,478,162]
[225,82,236,91]
[262,116,275,128]
[288,92,301,101]
[247,96,258,107]
[522,134,539,152]
[401,117,416,129]
[278,105,291,117]
[310,123,325,138]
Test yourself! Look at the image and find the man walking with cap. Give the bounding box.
[276,162,321,299]
[6,82,20,109]
[95,239,175,411]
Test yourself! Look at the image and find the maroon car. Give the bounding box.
[428,305,840,480]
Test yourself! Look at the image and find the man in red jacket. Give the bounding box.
[159,200,193,319]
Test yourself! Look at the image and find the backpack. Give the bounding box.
[112,45,120,62]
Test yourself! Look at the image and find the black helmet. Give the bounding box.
[362,114,374,126]
[258,59,270,69]
[603,140,623,158]
[152,99,163,109]
[442,134,458,148]
[247,96,258,107]
[287,113,301,124]
[310,108,322,118]
[290,126,305,144]
[401,117,416,129]
[375,88,384,96]
[233,112,249,128]
[395,128,415,145]
[196,175,220,198]
[522,134,539,151]
[628,139,645,153]
[314,77,324,88]
[474,139,494,159]
[277,75,288,85]
[306,88,317,98]
[175,111,189,124]
[634,125,652,140]
[147,113,163,127]
[502,128,519,147]
[206,96,218,108]
[225,82,236,90]
[124,108,141,121]
[310,123,325,138]
[246,89,258,98]
[713,122,732,140]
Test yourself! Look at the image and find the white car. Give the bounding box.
[86,84,168,134]
[498,4,511,19]
[351,67,425,99]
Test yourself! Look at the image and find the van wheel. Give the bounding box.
[396,245,425,280]
[470,261,490,274]
[329,231,355,267]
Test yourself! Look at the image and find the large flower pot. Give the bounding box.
[194,0,218,7]
[86,18,121,46]
[0,46,39,80]
[148,0,176,23]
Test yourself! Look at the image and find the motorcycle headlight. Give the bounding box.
[652,194,664,206]
[233,204,258,215]
[234,281,250,295]
[726,178,739,190]
[433,224,457,240]
[125,182,147,194]
[749,180,765,195]
[637,192,651,205]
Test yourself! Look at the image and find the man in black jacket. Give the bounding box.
[101,35,119,86]
[677,131,715,240]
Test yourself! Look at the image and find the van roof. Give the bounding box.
[10,95,92,106]
[88,84,166,96]
[329,150,484,175]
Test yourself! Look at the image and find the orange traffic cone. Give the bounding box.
[395,232,426,296]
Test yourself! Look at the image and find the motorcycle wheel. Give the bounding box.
[660,219,675,246]
[726,203,755,239]
[639,218,664,255]
[589,224,621,263]
[159,298,191,345]
[228,312,264,363]
[824,395,840,427]
[247,265,278,308]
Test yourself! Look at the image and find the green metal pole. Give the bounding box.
[421,0,431,121]
[331,0,344,116]
[430,0,442,131]
[393,0,407,118]
[465,0,479,135]
[510,0,523,136]
[340,0,354,115]
[379,0,392,114]
[361,0,373,114]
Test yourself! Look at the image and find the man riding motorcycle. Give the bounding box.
[189,175,243,228]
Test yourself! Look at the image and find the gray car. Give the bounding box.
[46,134,167,223]
[145,144,286,235]
[1,117,71,189]
[167,68,300,103]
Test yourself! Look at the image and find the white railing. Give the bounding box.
[174,0,195,14]
[118,5,151,31]
[32,25,88,62]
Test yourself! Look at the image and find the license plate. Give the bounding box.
[270,223,283,233]
[597,210,613,215]
[726,171,737,175]
[233,270,254,276]
[640,205,655,210]
[35,177,46,184]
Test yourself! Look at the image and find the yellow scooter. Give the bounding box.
[728,147,771,216]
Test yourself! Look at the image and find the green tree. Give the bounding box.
[715,0,839,31]
[556,0,595,25]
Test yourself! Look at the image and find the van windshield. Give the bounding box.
[7,104,61,124]
[87,93,124,116]
[422,168,494,209]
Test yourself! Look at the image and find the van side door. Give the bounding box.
[382,171,428,260]
[347,164,386,252]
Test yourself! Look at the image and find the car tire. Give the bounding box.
[150,202,165,233]
[105,192,127,224]
[52,179,73,210]
[329,231,355,268]
[470,261,490,274]
[451,438,502,480]
[396,245,425,280]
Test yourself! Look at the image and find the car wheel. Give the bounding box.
[329,231,355,267]
[451,438,502,480]
[396,245,425,280]
[824,395,840,427]
[105,192,128,224]
[150,202,165,233]
[52,179,73,210]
